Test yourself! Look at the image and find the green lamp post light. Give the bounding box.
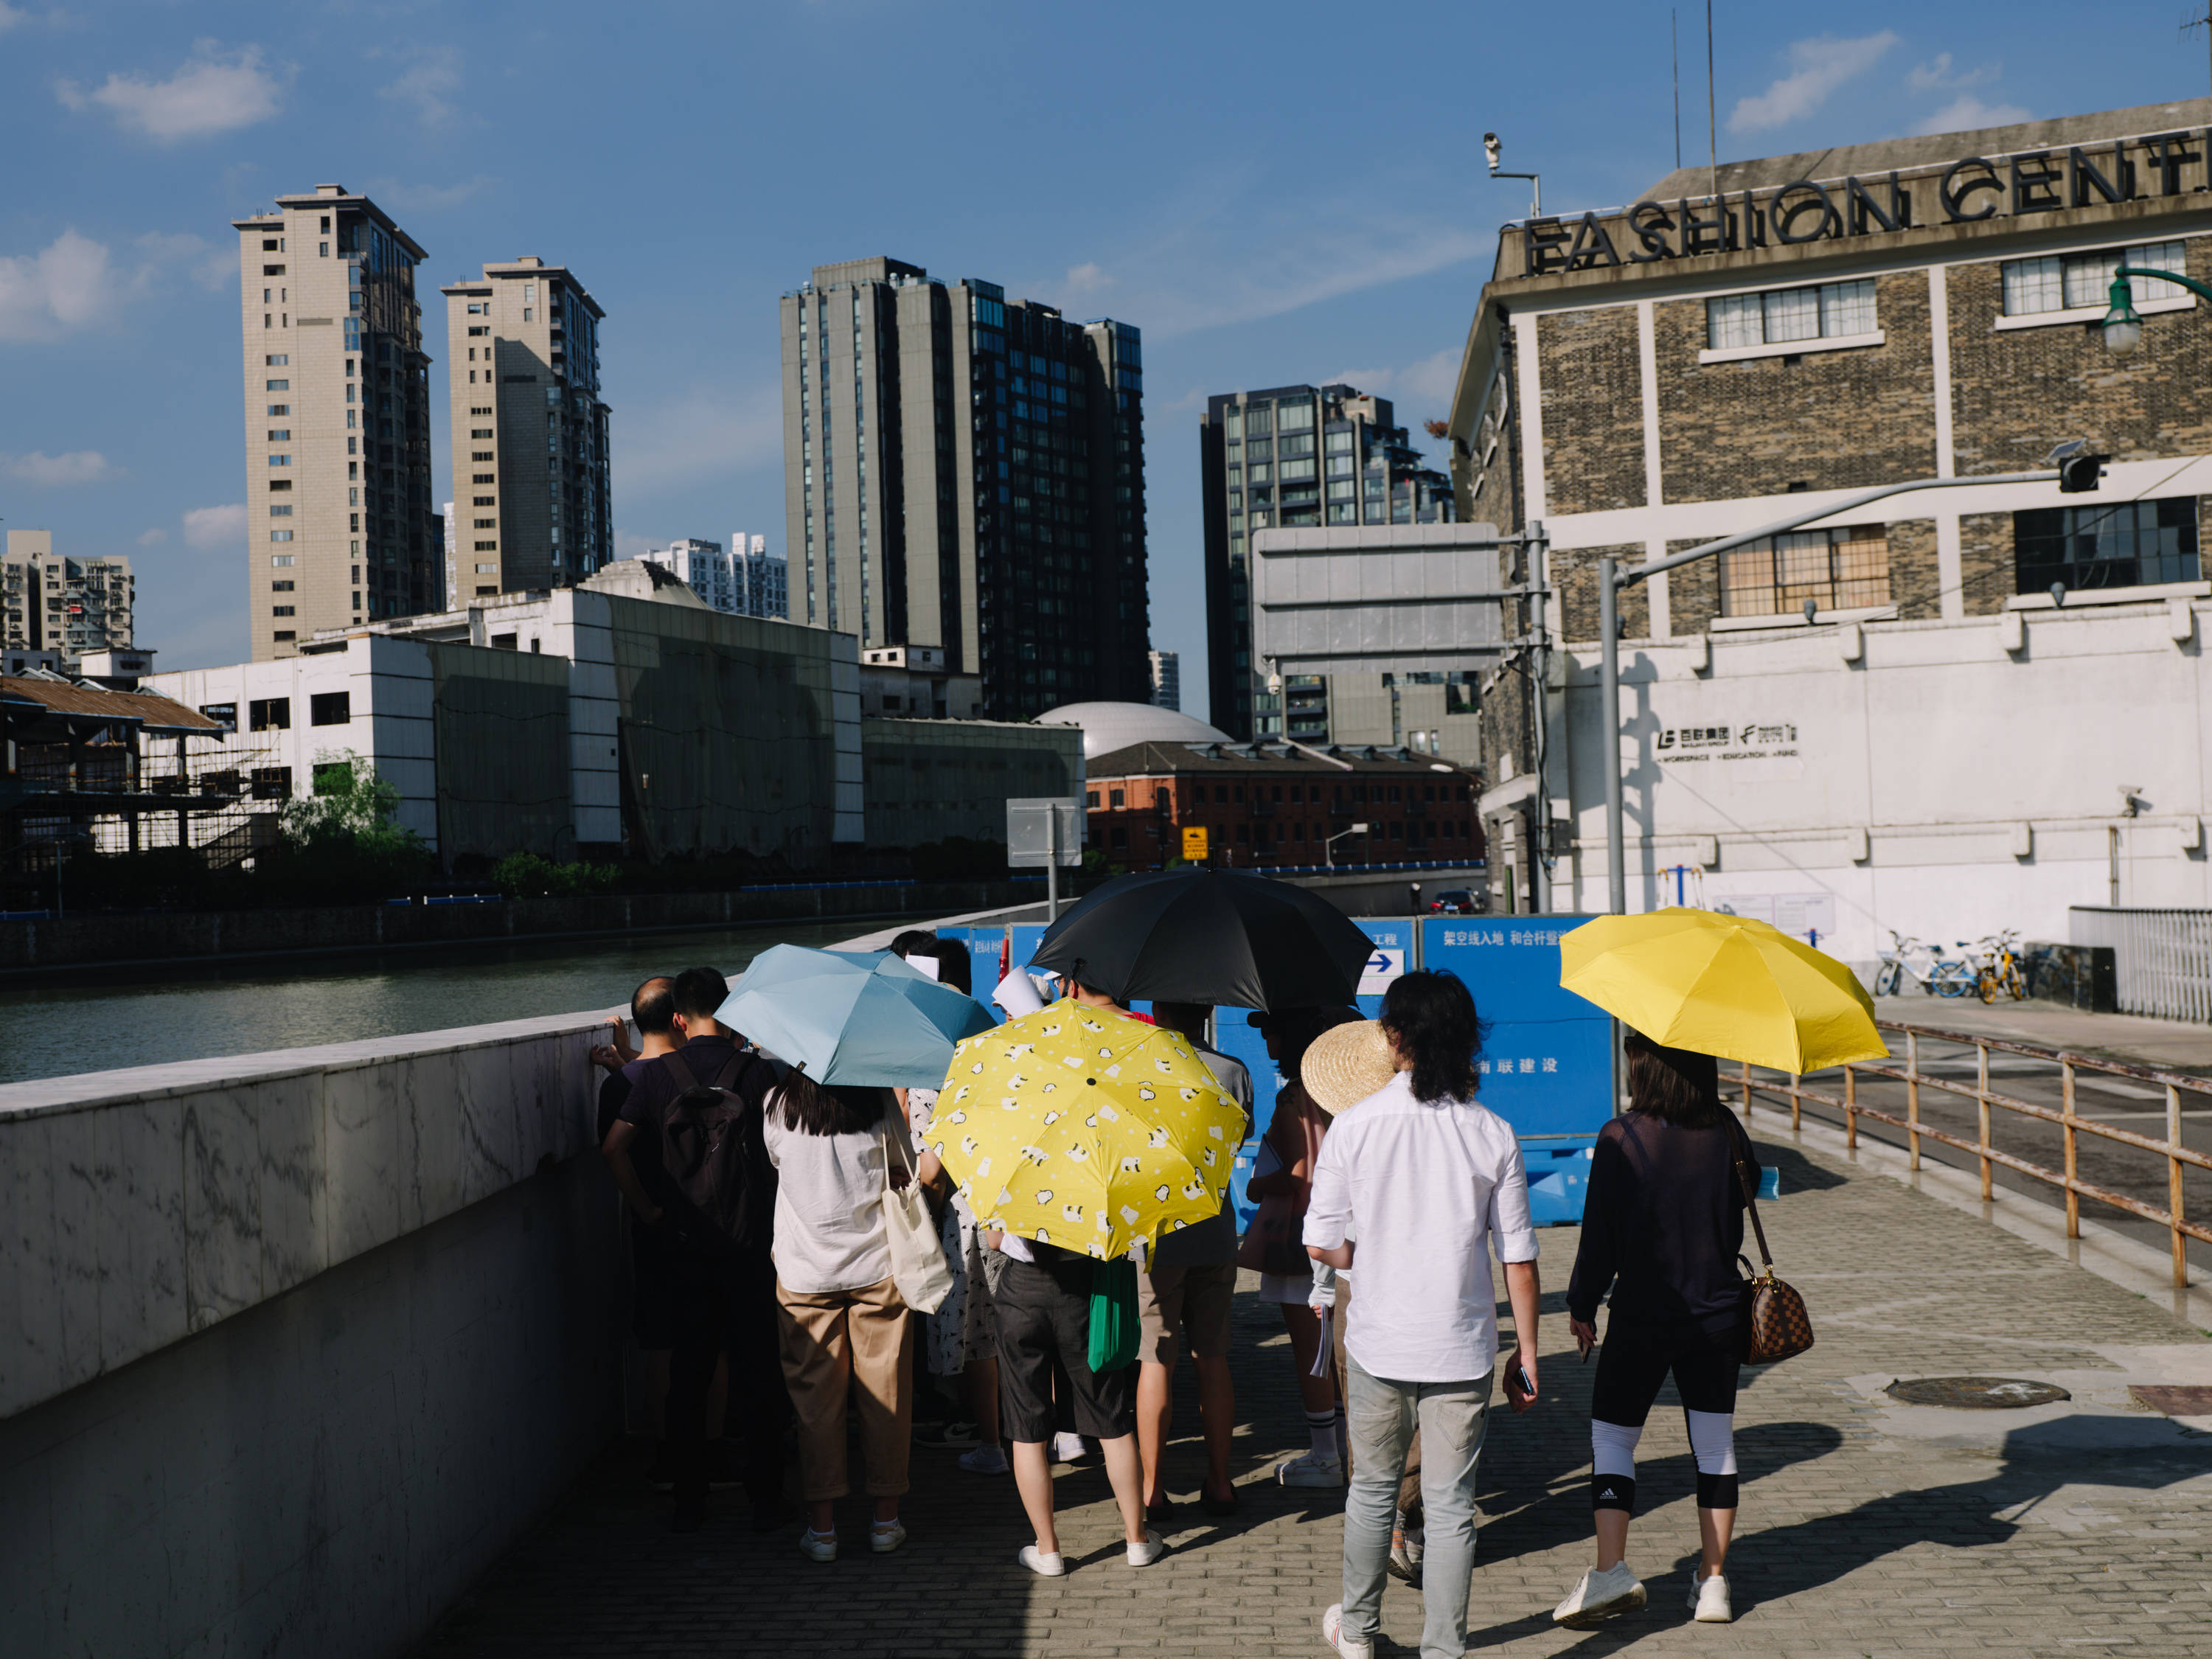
[2101,265,2212,355]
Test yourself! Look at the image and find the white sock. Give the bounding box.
[1306,1409,1338,1461]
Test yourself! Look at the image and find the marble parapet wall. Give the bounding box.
[0,1008,613,1421]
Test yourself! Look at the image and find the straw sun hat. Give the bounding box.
[1301,1019,1400,1116]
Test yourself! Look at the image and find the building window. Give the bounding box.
[1108,787,1124,807]
[2002,240,2185,316]
[250,765,293,800]
[270,530,294,542]
[271,605,296,616]
[248,697,291,731]
[1720,524,1891,616]
[310,691,352,726]
[1707,279,1876,349]
[2014,498,2200,594]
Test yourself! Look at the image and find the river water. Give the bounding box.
[0,916,917,1088]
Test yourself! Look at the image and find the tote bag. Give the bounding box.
[880,1121,953,1314]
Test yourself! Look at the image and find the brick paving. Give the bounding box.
[415,1135,2212,1658]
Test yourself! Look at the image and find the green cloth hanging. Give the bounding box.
[1087,1256,1140,1373]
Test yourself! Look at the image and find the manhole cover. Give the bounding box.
[1885,1376,2072,1410]
[2129,1385,2212,1417]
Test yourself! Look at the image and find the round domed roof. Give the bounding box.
[1036,700,1231,760]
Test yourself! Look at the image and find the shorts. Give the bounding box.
[1137,1261,1236,1363]
[992,1253,1136,1444]
[630,1222,676,1349]
[1259,1267,1315,1304]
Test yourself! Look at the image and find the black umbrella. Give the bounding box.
[1029,867,1377,1011]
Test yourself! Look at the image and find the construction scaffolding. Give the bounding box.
[1,672,268,907]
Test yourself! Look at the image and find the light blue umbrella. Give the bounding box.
[717,943,996,1086]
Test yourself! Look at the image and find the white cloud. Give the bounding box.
[1325,348,1462,410]
[1915,94,2031,137]
[366,175,497,214]
[1064,261,1112,297]
[136,231,236,293]
[0,230,115,341]
[1,450,115,485]
[377,47,462,128]
[1728,32,1897,134]
[1907,52,1997,94]
[182,503,246,551]
[137,527,167,546]
[57,43,285,143]
[611,385,782,495]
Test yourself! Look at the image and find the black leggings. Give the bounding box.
[1588,1320,1741,1514]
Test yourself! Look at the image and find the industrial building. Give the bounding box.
[1444,97,2212,954]
[143,561,1082,870]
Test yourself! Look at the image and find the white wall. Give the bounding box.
[1547,591,2210,969]
[148,635,440,848]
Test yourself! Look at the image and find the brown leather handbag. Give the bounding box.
[1733,1148,1815,1365]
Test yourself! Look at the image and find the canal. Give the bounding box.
[0,914,922,1088]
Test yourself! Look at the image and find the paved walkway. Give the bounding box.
[416,1133,2212,1658]
[1879,998,2212,1075]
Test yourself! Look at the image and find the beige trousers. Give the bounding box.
[776,1274,914,1500]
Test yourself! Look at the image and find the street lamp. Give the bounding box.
[1324,822,1369,869]
[2101,265,2212,356]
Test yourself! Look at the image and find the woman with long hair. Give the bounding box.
[765,1068,944,1563]
[1239,1004,1360,1486]
[1554,1031,1762,1629]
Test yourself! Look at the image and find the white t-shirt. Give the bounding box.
[1302,1070,1537,1383]
[763,1093,892,1295]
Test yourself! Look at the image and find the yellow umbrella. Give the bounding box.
[1559,907,1888,1074]
[928,999,1245,1259]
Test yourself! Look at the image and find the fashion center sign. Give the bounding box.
[1520,131,2212,277]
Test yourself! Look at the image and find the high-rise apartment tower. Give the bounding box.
[441,257,611,601]
[1200,384,1454,737]
[233,185,438,659]
[2,531,134,672]
[779,257,1147,720]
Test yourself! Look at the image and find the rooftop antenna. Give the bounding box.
[1706,0,1719,202]
[2188,6,2212,97]
[1672,10,1682,170]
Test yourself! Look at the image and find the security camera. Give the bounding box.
[1483,132,1502,172]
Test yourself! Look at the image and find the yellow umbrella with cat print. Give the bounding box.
[928,998,1246,1260]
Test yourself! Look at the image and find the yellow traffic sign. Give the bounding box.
[1181,826,1210,860]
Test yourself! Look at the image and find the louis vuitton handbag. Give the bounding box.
[1733,1147,1814,1365]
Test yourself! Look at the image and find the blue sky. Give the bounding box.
[1,1,2202,720]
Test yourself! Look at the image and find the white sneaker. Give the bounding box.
[798,1528,838,1564]
[1127,1528,1166,1567]
[1019,1543,1066,1576]
[1690,1573,1733,1622]
[957,1443,1010,1475]
[1276,1450,1346,1488]
[1553,1562,1646,1627]
[869,1519,907,1555]
[1051,1431,1087,1464]
[1321,1603,1374,1658]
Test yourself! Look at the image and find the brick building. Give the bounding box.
[1082,737,1479,870]
[1444,99,2212,951]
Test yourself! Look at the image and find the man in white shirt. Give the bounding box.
[1303,973,1541,1659]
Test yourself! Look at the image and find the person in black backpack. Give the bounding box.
[603,965,792,1531]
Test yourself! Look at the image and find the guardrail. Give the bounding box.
[1739,1018,2211,1287]
[2069,906,2212,1023]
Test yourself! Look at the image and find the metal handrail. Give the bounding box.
[1739,1017,2209,1287]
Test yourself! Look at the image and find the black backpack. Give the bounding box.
[656,1050,776,1259]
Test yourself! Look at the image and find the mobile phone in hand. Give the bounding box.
[1504,1360,1537,1413]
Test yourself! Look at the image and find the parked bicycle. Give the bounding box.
[1873,931,1977,998]
[1971,930,2028,1003]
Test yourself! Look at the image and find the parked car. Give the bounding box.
[1427,888,1479,914]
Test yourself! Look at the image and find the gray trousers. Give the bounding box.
[1340,1354,1494,1659]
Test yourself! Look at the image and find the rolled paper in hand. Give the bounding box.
[992,967,1047,1017]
